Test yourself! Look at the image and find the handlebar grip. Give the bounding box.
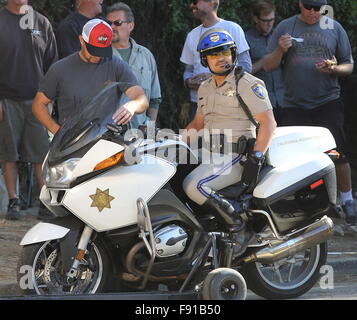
[106,123,129,134]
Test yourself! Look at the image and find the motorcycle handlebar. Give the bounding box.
[106,123,129,135]
[106,123,182,143]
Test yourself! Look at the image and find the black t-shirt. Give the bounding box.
[39,53,139,124]
[0,7,58,100]
[56,12,90,59]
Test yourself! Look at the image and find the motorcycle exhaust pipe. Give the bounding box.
[243,216,334,264]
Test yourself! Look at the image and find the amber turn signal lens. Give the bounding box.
[326,149,340,161]
[93,152,124,172]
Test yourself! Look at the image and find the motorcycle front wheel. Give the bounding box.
[241,242,327,299]
[17,238,110,295]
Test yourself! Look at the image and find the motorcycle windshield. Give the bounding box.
[47,82,133,165]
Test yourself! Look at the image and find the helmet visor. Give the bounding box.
[201,43,235,57]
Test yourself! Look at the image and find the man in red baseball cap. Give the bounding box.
[80,18,113,61]
[32,18,148,136]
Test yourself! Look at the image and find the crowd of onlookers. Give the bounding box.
[0,0,356,227]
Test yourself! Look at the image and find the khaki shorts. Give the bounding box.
[0,99,49,163]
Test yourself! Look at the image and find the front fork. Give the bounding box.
[67,226,94,279]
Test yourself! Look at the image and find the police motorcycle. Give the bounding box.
[17,82,338,300]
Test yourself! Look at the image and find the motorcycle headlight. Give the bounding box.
[44,158,80,188]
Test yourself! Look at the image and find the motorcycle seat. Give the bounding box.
[218,165,274,199]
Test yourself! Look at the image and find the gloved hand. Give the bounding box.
[239,153,264,194]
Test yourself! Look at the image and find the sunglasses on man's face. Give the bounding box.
[108,19,129,27]
[302,3,322,11]
[208,49,231,58]
[257,17,275,23]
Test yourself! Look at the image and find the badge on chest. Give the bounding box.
[223,88,236,97]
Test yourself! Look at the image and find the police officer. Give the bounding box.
[182,29,276,257]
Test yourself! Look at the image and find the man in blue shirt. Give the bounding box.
[106,2,162,128]
[245,0,284,125]
[57,0,104,59]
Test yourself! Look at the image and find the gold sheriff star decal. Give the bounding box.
[89,188,115,212]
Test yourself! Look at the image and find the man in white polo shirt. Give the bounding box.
[180,0,252,121]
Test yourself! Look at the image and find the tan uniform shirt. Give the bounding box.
[196,70,272,142]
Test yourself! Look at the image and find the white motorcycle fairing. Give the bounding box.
[254,126,337,199]
[60,154,176,232]
[20,223,70,246]
[266,126,336,167]
[254,153,333,199]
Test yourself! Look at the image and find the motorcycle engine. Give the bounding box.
[154,224,188,258]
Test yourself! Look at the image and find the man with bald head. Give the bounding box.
[57,0,105,59]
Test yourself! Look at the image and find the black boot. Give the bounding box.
[5,198,21,221]
[229,221,253,257]
[206,192,253,257]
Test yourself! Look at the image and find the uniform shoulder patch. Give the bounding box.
[251,83,266,99]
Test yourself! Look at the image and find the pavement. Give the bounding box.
[0,205,357,298]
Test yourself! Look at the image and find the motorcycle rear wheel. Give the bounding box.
[241,242,327,299]
[17,238,110,295]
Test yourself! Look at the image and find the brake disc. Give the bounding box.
[43,249,59,284]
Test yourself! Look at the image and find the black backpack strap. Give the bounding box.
[234,67,260,129]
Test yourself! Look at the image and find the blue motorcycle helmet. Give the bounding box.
[197,28,237,73]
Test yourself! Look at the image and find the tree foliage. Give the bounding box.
[1,0,357,130]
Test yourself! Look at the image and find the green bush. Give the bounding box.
[1,0,356,129]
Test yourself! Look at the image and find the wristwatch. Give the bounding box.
[250,151,265,163]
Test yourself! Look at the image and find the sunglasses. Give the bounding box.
[257,17,275,23]
[207,49,231,58]
[191,0,209,5]
[302,3,322,11]
[107,19,130,27]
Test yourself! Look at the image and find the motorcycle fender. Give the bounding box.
[20,222,70,246]
[20,217,85,273]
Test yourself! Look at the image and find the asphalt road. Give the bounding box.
[248,274,357,300]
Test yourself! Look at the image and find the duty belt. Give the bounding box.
[197,134,252,155]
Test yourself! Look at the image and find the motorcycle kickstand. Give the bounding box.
[179,232,223,293]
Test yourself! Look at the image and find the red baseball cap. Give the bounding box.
[82,19,113,58]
